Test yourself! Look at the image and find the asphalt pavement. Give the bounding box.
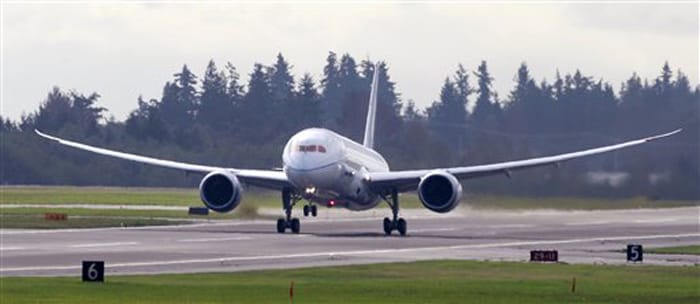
[1,206,698,276]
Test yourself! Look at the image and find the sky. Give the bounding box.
[2,1,698,121]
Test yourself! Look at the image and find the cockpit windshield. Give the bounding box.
[298,145,327,153]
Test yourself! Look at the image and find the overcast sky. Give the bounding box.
[2,2,698,121]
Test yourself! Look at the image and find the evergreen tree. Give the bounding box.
[269,53,295,104]
[197,60,231,129]
[31,87,104,135]
[471,60,501,125]
[240,63,274,142]
[427,76,466,151]
[337,54,365,140]
[295,73,321,128]
[33,87,73,132]
[454,64,471,109]
[69,92,105,135]
[125,96,168,141]
[403,100,420,122]
[320,52,342,129]
[225,62,245,101]
[160,65,198,129]
[654,61,673,97]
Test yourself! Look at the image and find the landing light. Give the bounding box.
[305,187,316,194]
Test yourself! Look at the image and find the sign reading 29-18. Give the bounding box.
[82,261,105,282]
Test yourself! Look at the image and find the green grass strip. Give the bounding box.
[648,245,700,256]
[1,260,698,303]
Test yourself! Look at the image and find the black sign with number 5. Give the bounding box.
[627,244,643,262]
[82,261,104,282]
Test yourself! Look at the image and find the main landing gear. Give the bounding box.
[277,189,301,234]
[382,189,407,236]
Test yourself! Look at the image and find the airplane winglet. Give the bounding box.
[35,129,58,142]
[644,128,682,142]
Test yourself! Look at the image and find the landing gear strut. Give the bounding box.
[277,188,301,234]
[382,189,407,236]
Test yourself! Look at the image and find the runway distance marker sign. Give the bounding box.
[82,261,104,282]
[530,250,558,262]
[627,244,643,262]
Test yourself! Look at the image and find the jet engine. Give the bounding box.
[417,171,463,213]
[199,170,243,213]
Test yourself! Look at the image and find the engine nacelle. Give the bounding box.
[199,170,243,213]
[417,171,463,213]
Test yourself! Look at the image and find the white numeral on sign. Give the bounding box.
[87,263,99,280]
[630,246,640,261]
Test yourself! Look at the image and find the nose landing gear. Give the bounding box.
[381,189,406,236]
[303,204,318,217]
[277,188,301,234]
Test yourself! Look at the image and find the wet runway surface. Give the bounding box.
[1,207,698,276]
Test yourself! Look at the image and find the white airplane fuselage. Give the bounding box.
[283,128,389,210]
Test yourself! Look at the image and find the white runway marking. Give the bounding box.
[178,237,252,243]
[0,246,25,251]
[633,218,679,224]
[4,233,697,273]
[70,242,140,248]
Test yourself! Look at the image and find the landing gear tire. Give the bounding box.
[303,205,310,217]
[276,218,286,233]
[311,205,318,217]
[397,218,407,236]
[290,218,300,234]
[383,217,392,235]
[382,189,407,236]
[279,189,301,234]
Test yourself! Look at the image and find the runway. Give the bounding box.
[1,207,698,276]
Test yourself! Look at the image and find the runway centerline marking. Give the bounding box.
[70,242,140,248]
[178,237,252,242]
[4,232,698,273]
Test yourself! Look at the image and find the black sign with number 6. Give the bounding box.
[82,261,104,282]
[627,244,643,262]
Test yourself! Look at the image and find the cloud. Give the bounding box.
[2,2,697,120]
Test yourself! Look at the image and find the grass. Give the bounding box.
[648,245,700,256]
[0,214,184,229]
[2,186,697,210]
[0,204,261,229]
[1,260,698,303]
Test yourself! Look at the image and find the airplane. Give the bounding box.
[35,65,681,236]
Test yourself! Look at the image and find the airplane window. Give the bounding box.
[297,145,325,153]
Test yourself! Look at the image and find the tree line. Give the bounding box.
[2,52,698,200]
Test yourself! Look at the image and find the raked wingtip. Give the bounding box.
[645,128,682,142]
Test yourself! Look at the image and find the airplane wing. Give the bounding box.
[34,130,292,190]
[368,129,682,192]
